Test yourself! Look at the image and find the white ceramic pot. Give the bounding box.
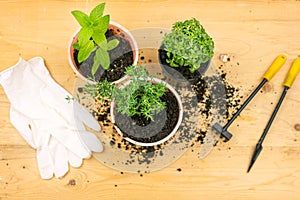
[68,21,138,84]
[110,77,183,147]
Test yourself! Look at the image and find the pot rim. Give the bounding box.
[110,77,183,147]
[68,21,139,84]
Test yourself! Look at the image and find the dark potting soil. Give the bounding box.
[192,71,243,144]
[158,46,209,81]
[82,49,243,169]
[114,90,179,144]
[74,29,134,82]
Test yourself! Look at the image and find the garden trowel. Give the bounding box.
[247,57,300,172]
[198,55,287,159]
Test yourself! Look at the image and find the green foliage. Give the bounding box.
[83,78,115,101]
[113,66,166,121]
[162,18,214,73]
[65,95,74,103]
[71,3,119,76]
[84,66,167,121]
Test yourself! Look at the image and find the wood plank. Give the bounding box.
[0,0,300,199]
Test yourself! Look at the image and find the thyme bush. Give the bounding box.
[84,66,167,121]
[162,18,214,73]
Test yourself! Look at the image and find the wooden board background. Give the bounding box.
[0,0,300,199]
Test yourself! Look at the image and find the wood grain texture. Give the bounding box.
[1,0,300,199]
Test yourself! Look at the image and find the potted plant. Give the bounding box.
[68,2,138,83]
[158,18,214,82]
[83,65,183,147]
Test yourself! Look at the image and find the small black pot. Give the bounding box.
[158,45,210,83]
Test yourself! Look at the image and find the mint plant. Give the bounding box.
[162,18,214,73]
[83,66,167,121]
[71,3,119,76]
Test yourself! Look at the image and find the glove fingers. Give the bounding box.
[51,129,91,159]
[68,151,83,168]
[49,137,69,179]
[79,131,103,153]
[39,88,90,131]
[9,107,36,149]
[41,88,101,133]
[1,57,102,180]
[36,147,54,179]
[74,101,101,132]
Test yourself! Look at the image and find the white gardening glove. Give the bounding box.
[0,57,103,179]
[27,57,103,154]
[10,107,84,178]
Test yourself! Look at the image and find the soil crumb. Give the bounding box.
[67,179,76,186]
[294,124,300,131]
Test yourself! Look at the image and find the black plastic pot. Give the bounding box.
[158,45,210,83]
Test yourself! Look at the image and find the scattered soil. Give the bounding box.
[157,49,242,140]
[77,49,243,171]
[192,70,242,145]
[67,179,76,186]
[219,54,230,63]
[114,90,179,144]
[295,124,300,131]
[74,29,134,82]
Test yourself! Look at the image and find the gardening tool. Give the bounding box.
[213,55,287,140]
[199,55,287,159]
[247,57,300,172]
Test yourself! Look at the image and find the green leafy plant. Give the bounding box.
[71,2,119,76]
[84,65,167,121]
[65,95,74,103]
[83,78,115,101]
[162,18,214,73]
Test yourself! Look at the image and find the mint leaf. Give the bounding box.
[71,4,113,70]
[99,47,110,70]
[78,40,95,63]
[72,42,80,50]
[97,15,110,33]
[92,30,106,46]
[97,47,110,70]
[91,50,101,75]
[90,3,105,25]
[91,47,110,75]
[78,27,93,46]
[107,39,119,50]
[71,10,91,27]
[99,41,108,51]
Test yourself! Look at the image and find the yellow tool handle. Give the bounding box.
[283,58,300,88]
[263,55,287,81]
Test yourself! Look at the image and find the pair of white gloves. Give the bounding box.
[0,57,103,179]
